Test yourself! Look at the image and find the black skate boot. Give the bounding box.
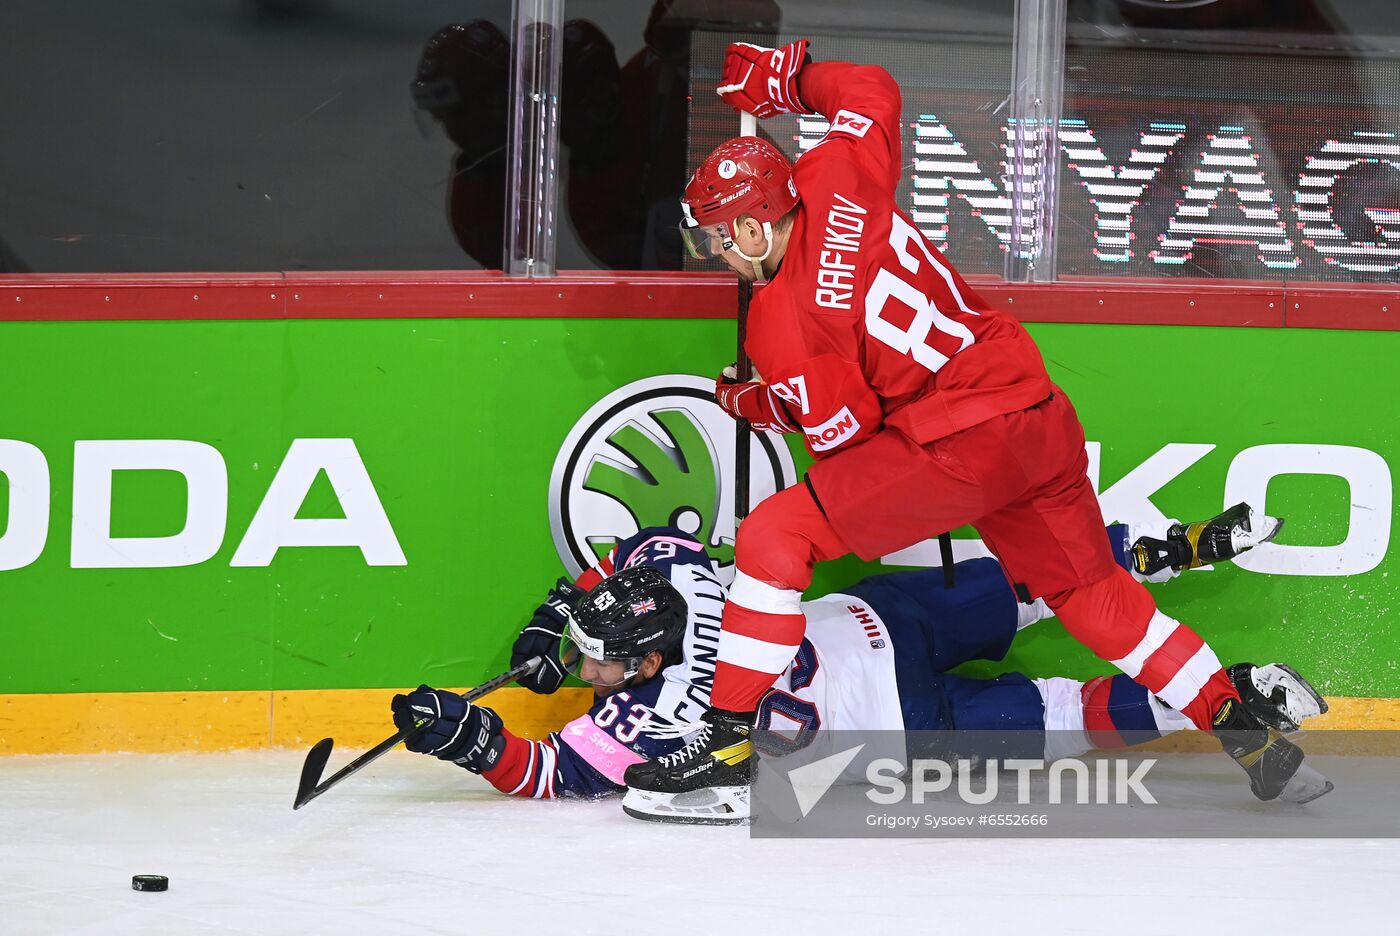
[621,708,754,825]
[1228,662,1329,732]
[1213,696,1333,804]
[1130,502,1284,578]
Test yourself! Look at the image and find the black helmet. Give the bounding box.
[560,565,688,685]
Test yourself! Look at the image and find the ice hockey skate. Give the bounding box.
[1215,662,1332,803]
[622,708,754,825]
[1130,502,1284,579]
[1229,661,1329,732]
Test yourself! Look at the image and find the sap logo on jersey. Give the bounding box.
[829,109,873,138]
[549,375,797,584]
[0,438,405,571]
[805,406,861,452]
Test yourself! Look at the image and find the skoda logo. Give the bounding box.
[549,374,797,583]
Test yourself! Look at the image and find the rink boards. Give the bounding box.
[1,274,1397,751]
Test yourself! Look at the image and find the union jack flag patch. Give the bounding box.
[630,598,657,616]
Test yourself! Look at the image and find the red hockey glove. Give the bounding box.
[716,40,811,119]
[715,366,797,433]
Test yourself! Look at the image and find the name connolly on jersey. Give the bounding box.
[677,564,723,716]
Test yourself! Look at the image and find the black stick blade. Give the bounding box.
[293,738,335,810]
[289,657,543,811]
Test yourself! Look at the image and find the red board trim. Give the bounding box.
[2,270,1397,330]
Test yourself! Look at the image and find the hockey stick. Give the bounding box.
[734,278,753,523]
[734,110,758,526]
[291,656,543,810]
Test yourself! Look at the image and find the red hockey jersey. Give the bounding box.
[748,62,1052,459]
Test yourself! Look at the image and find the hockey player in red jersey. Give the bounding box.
[624,40,1330,811]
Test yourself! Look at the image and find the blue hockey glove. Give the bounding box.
[391,685,505,773]
[511,578,583,694]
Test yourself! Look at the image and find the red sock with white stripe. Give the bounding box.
[710,483,849,713]
[1047,566,1239,731]
[482,729,559,799]
[1037,674,1195,760]
[713,578,809,711]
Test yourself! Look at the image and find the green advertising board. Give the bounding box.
[1,318,1396,697]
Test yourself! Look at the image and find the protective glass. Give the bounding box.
[558,630,643,689]
[679,219,734,260]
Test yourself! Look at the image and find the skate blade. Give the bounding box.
[1234,507,1284,552]
[1277,763,1334,804]
[621,786,750,826]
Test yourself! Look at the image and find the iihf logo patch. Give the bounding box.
[630,598,657,616]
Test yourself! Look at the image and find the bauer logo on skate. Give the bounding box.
[549,375,797,584]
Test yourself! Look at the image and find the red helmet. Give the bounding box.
[680,136,799,261]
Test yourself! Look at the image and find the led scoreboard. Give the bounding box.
[689,32,1400,281]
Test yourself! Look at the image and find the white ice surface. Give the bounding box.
[1,750,1396,936]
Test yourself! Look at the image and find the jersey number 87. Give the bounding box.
[865,212,979,374]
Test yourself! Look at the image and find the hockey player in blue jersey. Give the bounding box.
[390,507,1329,820]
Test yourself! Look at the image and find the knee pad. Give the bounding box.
[1044,566,1157,661]
[734,481,849,591]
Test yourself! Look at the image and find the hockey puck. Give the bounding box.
[131,874,169,892]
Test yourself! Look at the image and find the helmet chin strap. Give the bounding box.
[727,220,774,280]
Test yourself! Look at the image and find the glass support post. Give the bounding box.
[1004,0,1067,283]
[505,0,564,277]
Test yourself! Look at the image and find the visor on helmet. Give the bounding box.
[680,218,735,261]
[559,621,645,689]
